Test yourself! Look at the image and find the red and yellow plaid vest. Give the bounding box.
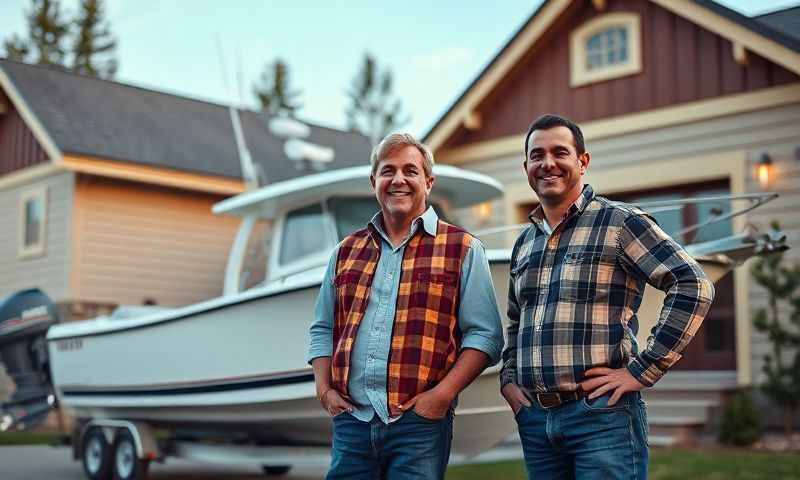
[331,219,472,415]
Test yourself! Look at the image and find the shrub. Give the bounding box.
[719,389,763,446]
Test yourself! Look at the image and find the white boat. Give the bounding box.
[41,163,520,461]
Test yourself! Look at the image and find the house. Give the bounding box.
[425,0,800,444]
[0,59,371,404]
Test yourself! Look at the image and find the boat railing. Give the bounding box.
[474,192,780,251]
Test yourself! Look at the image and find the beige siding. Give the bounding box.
[72,175,240,307]
[451,102,800,387]
[0,171,73,300]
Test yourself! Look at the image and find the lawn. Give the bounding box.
[446,448,800,480]
[0,431,63,446]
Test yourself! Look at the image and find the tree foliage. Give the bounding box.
[345,52,409,146]
[253,58,302,117]
[751,221,800,439]
[71,0,117,78]
[2,0,118,79]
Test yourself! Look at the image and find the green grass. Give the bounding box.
[446,448,800,480]
[0,431,63,446]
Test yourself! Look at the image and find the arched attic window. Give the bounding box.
[570,12,642,87]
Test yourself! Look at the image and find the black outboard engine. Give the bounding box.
[0,288,60,431]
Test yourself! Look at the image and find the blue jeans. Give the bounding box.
[327,409,454,480]
[515,391,648,480]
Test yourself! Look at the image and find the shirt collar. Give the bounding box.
[368,206,439,245]
[528,184,595,228]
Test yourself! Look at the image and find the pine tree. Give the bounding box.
[2,34,31,62]
[27,0,71,67]
[253,59,302,117]
[751,221,800,442]
[345,52,409,146]
[71,0,117,78]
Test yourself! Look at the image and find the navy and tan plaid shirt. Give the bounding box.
[500,185,715,391]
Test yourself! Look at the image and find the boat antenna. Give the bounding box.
[217,37,262,190]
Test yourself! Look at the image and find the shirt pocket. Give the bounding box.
[558,251,615,303]
[414,271,458,295]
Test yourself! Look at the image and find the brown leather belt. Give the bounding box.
[531,389,586,409]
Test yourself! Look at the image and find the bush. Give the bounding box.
[719,390,763,446]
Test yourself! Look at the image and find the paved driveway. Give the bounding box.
[0,445,327,480]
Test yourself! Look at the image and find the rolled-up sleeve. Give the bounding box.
[618,213,715,386]
[306,247,338,364]
[457,238,504,365]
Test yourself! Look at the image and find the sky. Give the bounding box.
[1,0,798,137]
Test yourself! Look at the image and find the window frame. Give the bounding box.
[18,186,48,259]
[570,12,642,87]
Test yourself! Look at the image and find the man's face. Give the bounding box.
[524,126,589,204]
[370,145,434,223]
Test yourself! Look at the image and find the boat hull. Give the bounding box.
[48,273,516,459]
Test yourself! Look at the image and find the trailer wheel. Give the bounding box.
[82,427,113,480]
[262,465,291,476]
[112,430,150,480]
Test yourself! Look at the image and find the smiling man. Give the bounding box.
[500,114,715,479]
[307,133,504,479]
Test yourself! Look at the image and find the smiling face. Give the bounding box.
[524,126,589,206]
[370,145,434,224]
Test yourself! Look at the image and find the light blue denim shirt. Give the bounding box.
[307,206,504,424]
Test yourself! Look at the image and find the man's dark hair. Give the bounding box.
[524,114,586,157]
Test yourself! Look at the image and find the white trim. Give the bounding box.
[0,162,63,190]
[0,66,63,164]
[570,13,642,87]
[425,0,572,151]
[438,83,800,164]
[17,184,48,259]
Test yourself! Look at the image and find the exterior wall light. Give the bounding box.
[756,153,772,189]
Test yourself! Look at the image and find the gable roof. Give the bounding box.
[423,0,800,151]
[0,59,372,184]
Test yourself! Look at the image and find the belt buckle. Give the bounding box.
[536,392,561,409]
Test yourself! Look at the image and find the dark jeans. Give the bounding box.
[327,409,454,480]
[516,391,648,480]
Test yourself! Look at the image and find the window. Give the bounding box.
[328,197,379,240]
[570,13,641,87]
[18,187,47,258]
[279,203,328,265]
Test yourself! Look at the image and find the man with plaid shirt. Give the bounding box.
[308,133,504,479]
[501,114,715,479]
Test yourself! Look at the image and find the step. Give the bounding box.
[648,415,706,426]
[649,434,678,447]
[645,399,716,420]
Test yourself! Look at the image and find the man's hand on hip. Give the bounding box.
[399,386,454,420]
[320,388,355,417]
[580,367,645,406]
[501,383,532,414]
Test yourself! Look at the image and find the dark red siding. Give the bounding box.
[444,0,800,149]
[0,89,49,176]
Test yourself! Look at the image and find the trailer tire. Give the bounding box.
[82,427,113,480]
[112,430,150,480]
[262,465,291,476]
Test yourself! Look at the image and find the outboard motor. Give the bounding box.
[0,289,59,431]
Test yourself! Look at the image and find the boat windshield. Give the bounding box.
[328,197,379,240]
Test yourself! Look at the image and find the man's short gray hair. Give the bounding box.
[370,133,435,178]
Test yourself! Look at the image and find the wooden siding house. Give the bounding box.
[425,0,800,444]
[0,60,371,403]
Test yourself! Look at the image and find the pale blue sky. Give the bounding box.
[1,0,797,136]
